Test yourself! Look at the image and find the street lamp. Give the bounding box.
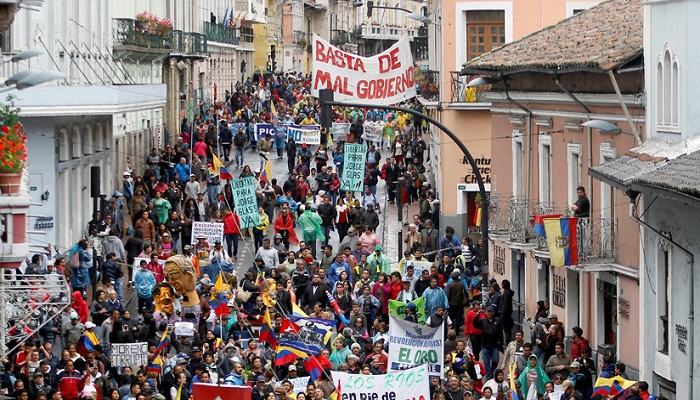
[581,120,622,134]
[0,70,64,93]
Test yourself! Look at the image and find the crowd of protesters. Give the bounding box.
[1,72,654,400]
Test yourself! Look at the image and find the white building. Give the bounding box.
[1,0,166,251]
[590,0,700,397]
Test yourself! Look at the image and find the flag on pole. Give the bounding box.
[292,302,308,317]
[533,214,562,237]
[543,217,579,266]
[260,160,272,184]
[223,6,230,25]
[276,345,308,365]
[325,290,351,327]
[76,331,99,358]
[593,377,637,397]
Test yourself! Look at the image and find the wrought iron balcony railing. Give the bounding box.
[204,21,240,45]
[113,18,172,49]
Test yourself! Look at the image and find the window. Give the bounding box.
[658,245,670,354]
[0,28,10,53]
[656,42,680,132]
[466,10,505,60]
[567,143,582,207]
[539,135,552,203]
[512,131,523,198]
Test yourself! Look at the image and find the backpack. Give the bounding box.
[70,250,80,268]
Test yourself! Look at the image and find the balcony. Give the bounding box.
[171,30,208,57]
[413,37,428,60]
[577,217,618,263]
[488,193,510,235]
[330,29,356,45]
[415,69,439,101]
[113,18,172,52]
[450,72,488,103]
[204,21,240,45]
[293,30,309,46]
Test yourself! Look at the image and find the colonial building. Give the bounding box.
[462,0,642,376]
[424,0,602,235]
[589,0,700,396]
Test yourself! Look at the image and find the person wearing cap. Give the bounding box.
[339,225,360,254]
[62,310,85,347]
[367,245,391,276]
[396,277,418,304]
[29,370,49,399]
[185,173,201,202]
[403,302,418,322]
[360,201,380,232]
[567,360,591,398]
[472,304,504,380]
[560,379,584,400]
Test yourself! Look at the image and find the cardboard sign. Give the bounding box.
[190,221,225,245]
[404,261,432,276]
[388,314,444,379]
[287,125,321,145]
[331,122,351,142]
[174,321,195,336]
[341,143,367,192]
[111,342,148,367]
[231,177,260,229]
[332,365,430,400]
[312,34,417,105]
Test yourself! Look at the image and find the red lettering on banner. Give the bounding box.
[355,66,415,100]
[378,48,402,73]
[315,41,326,61]
[333,75,354,96]
[354,59,366,73]
[314,70,333,90]
[314,39,366,71]
[389,48,401,70]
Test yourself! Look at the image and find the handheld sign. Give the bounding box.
[341,143,367,192]
[231,177,260,229]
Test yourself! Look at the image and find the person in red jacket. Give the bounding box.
[56,360,84,400]
[71,291,89,324]
[223,208,241,259]
[465,301,483,361]
[570,326,589,360]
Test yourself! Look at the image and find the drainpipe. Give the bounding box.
[628,193,694,396]
[500,76,532,227]
[608,70,643,146]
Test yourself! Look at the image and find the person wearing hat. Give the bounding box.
[396,277,418,304]
[403,302,418,322]
[62,311,85,347]
[185,173,201,202]
[360,199,380,232]
[560,379,584,400]
[567,360,591,397]
[367,244,391,276]
[252,375,268,400]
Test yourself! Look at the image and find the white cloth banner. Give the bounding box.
[287,125,321,145]
[388,314,444,380]
[312,33,417,105]
[190,221,225,245]
[333,365,430,400]
[331,122,351,141]
[362,123,383,142]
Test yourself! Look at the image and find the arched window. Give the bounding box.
[657,43,680,132]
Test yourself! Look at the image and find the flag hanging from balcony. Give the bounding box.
[543,217,578,266]
[533,214,562,237]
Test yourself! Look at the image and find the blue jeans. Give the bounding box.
[115,277,124,301]
[481,347,500,380]
[207,184,220,205]
[321,224,333,246]
[235,147,245,166]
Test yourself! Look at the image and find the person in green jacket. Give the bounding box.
[298,205,325,258]
[518,354,551,399]
[367,245,392,277]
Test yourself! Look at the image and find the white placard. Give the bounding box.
[174,321,195,336]
[111,342,149,367]
[332,365,430,400]
[190,221,225,245]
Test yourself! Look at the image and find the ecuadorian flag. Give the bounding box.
[593,376,636,397]
[543,217,578,266]
[533,214,562,237]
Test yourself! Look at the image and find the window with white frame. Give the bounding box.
[512,131,523,198]
[538,134,552,203]
[657,43,680,132]
[567,143,582,207]
[657,243,670,354]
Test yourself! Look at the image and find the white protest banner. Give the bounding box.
[341,143,367,192]
[231,177,260,229]
[331,122,351,142]
[312,34,417,105]
[112,342,148,367]
[174,321,195,336]
[285,377,310,394]
[404,260,432,276]
[333,365,430,400]
[190,221,225,245]
[388,314,444,379]
[287,125,321,145]
[362,123,383,142]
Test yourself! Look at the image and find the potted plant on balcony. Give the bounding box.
[156,17,173,36]
[0,96,26,194]
[136,11,158,34]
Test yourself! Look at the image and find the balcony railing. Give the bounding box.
[204,21,240,45]
[293,30,309,46]
[171,30,207,55]
[450,72,488,103]
[113,18,172,50]
[488,193,510,235]
[416,69,439,100]
[577,217,618,263]
[331,29,356,45]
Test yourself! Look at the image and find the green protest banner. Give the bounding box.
[231,176,260,229]
[341,143,367,192]
[388,297,426,324]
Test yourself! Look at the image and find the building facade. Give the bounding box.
[426,0,602,236]
[462,0,642,377]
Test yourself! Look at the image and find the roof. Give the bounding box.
[590,147,700,201]
[462,0,643,75]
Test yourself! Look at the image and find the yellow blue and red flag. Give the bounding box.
[543,217,578,266]
[533,214,562,237]
[593,376,636,397]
